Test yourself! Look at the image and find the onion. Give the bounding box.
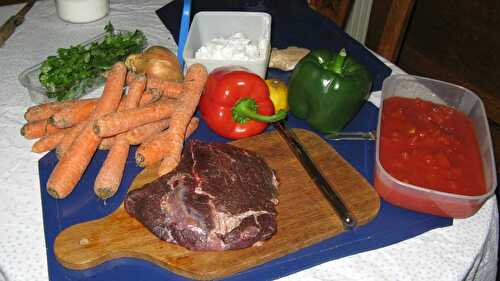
[125,46,183,82]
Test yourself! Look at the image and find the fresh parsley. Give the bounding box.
[39,22,147,101]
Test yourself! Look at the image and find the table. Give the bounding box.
[0,1,497,280]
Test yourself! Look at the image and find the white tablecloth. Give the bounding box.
[0,1,497,281]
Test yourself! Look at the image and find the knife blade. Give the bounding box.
[324,130,376,141]
[273,121,357,230]
[0,0,35,47]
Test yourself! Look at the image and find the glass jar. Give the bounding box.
[56,0,109,23]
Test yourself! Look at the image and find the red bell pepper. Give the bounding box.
[199,67,287,139]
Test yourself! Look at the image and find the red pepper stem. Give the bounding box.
[232,98,287,124]
[332,48,347,75]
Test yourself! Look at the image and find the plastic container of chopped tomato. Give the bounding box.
[374,74,497,218]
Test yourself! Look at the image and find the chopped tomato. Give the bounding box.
[379,97,486,196]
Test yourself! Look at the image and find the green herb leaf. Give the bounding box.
[104,22,114,34]
[38,22,146,101]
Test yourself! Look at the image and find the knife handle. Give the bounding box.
[0,16,18,47]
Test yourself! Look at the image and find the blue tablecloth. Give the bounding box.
[39,1,452,280]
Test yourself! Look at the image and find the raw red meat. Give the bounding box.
[125,139,279,251]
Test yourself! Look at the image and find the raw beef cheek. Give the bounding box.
[124,140,279,251]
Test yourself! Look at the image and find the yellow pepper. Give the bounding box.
[265,78,289,113]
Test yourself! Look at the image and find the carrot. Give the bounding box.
[126,72,143,86]
[185,117,199,138]
[55,89,158,158]
[96,87,161,150]
[93,98,175,137]
[138,88,162,106]
[98,117,199,150]
[91,65,127,119]
[56,123,85,159]
[94,138,130,199]
[143,117,199,152]
[49,100,96,128]
[47,62,127,199]
[94,74,146,199]
[127,72,183,98]
[126,118,170,144]
[121,88,161,110]
[157,65,207,175]
[24,104,60,122]
[116,82,160,113]
[98,89,163,150]
[49,88,159,129]
[24,99,93,122]
[21,119,47,139]
[148,79,183,99]
[98,118,170,150]
[135,64,208,170]
[121,74,146,109]
[31,129,69,153]
[48,120,98,198]
[98,137,116,150]
[21,119,61,139]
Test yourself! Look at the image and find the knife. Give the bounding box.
[324,130,377,141]
[273,121,357,230]
[0,0,35,47]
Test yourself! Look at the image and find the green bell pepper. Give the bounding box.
[288,48,372,133]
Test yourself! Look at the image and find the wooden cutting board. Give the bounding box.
[54,129,380,280]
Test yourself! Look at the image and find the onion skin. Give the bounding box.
[125,46,183,82]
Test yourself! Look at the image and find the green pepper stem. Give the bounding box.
[232,98,287,124]
[332,48,347,75]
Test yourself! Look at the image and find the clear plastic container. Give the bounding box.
[374,75,497,218]
[182,11,271,78]
[18,29,132,104]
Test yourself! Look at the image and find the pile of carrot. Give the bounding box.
[21,62,208,200]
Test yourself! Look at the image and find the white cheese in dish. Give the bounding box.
[195,33,265,61]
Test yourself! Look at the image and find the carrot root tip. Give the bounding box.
[95,187,114,200]
[47,188,61,199]
[93,123,101,136]
[135,153,145,167]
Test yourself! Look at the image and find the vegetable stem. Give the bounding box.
[331,48,347,75]
[232,98,287,124]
